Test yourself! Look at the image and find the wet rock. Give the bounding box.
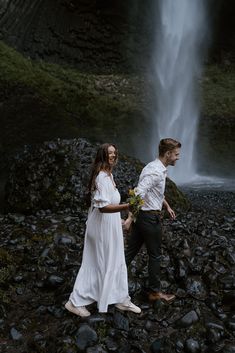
[15,286,25,295]
[75,324,98,351]
[45,274,65,288]
[224,313,235,331]
[150,339,162,353]
[113,311,129,331]
[47,305,64,318]
[205,299,227,320]
[10,327,23,340]
[222,343,235,353]
[87,315,106,326]
[87,345,107,353]
[184,338,201,353]
[104,337,119,351]
[213,262,227,274]
[129,328,148,340]
[222,290,235,308]
[218,274,235,289]
[185,276,207,299]
[174,310,199,329]
[175,288,187,298]
[8,213,25,223]
[128,279,141,295]
[175,340,184,352]
[206,327,223,343]
[177,259,188,279]
[203,270,219,287]
[54,232,76,246]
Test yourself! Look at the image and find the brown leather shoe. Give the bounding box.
[148,291,175,303]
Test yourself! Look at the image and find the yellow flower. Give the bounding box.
[127,188,144,222]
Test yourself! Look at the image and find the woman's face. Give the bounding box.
[107,145,117,166]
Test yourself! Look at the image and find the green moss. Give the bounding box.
[0,266,11,283]
[201,64,235,118]
[96,322,109,342]
[0,248,14,267]
[0,40,140,116]
[165,178,191,211]
[0,287,14,304]
[0,40,234,164]
[30,233,53,243]
[0,40,145,156]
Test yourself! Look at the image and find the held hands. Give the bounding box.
[123,217,133,232]
[122,212,134,233]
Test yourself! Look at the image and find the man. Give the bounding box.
[125,138,181,303]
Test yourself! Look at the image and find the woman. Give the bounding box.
[65,143,141,317]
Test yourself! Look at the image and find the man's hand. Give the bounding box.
[163,197,176,220]
[122,212,134,233]
[166,206,176,220]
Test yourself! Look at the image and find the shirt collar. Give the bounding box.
[154,158,167,173]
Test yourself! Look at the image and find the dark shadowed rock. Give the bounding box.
[174,310,199,329]
[113,311,129,331]
[184,338,201,353]
[10,327,23,340]
[4,138,189,214]
[75,324,98,351]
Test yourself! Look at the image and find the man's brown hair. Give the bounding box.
[158,138,181,157]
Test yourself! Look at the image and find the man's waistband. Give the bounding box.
[140,209,161,215]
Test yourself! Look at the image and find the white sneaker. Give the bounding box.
[115,300,141,314]
[65,300,91,317]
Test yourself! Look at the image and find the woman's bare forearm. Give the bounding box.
[99,203,129,213]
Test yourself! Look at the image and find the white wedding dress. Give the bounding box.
[69,171,129,312]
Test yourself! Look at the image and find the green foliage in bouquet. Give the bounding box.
[127,188,144,221]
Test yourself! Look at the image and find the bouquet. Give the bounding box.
[127,188,145,222]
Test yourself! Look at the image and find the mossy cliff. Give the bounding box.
[0,40,234,179]
[0,41,146,167]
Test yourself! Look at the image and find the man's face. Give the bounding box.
[166,147,180,166]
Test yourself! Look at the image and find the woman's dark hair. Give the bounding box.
[85,143,118,206]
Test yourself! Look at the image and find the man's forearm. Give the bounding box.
[163,197,171,209]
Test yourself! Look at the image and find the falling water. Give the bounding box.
[151,0,208,183]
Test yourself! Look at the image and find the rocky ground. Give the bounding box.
[0,187,234,353]
[0,138,234,353]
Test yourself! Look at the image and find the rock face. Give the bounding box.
[0,0,154,72]
[4,138,190,214]
[0,0,234,71]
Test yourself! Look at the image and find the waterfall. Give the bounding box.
[151,0,208,183]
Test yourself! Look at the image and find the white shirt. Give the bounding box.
[136,159,167,211]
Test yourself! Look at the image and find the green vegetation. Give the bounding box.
[0,40,141,120]
[201,64,235,118]
[0,40,145,157]
[1,41,233,122]
[0,40,234,164]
